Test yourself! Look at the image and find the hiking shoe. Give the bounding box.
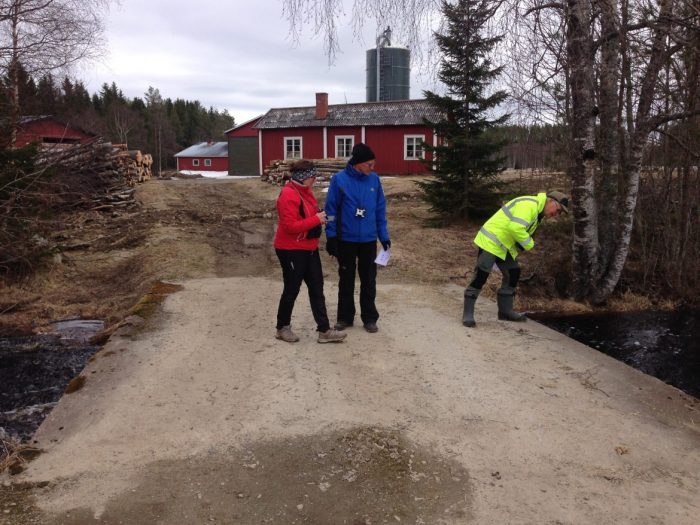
[317,329,347,344]
[275,326,299,343]
[363,322,378,333]
[334,321,353,331]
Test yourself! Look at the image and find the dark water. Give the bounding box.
[535,309,700,399]
[0,320,103,442]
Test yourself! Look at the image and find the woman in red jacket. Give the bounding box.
[274,160,346,344]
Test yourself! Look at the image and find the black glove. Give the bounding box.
[381,239,391,251]
[326,237,338,257]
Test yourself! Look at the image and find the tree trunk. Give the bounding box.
[595,0,620,273]
[566,0,599,300]
[676,0,700,289]
[9,7,20,147]
[591,0,673,303]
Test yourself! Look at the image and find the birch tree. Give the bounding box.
[0,0,111,145]
[516,0,699,302]
[284,0,700,304]
[282,0,444,65]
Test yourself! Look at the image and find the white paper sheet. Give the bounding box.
[375,248,391,266]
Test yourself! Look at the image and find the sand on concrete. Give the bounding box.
[12,276,700,524]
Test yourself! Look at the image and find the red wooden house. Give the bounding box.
[226,94,442,176]
[15,115,96,148]
[174,141,228,171]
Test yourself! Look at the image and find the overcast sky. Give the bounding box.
[83,0,441,125]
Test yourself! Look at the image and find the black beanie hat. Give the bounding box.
[349,143,376,166]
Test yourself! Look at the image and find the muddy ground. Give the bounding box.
[1,176,697,524]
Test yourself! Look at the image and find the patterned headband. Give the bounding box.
[291,168,318,182]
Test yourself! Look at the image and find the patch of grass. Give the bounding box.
[1,437,43,476]
[606,290,676,312]
[64,375,86,394]
[421,216,449,228]
[129,281,184,318]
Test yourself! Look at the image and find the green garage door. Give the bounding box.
[228,136,259,175]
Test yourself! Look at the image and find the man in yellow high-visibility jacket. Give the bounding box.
[462,190,569,327]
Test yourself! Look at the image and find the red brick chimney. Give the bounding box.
[315,92,328,119]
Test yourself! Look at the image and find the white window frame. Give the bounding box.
[335,135,354,158]
[204,159,212,167]
[192,158,200,166]
[404,134,425,160]
[284,136,303,160]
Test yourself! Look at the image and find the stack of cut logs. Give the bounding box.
[262,158,347,185]
[119,146,153,184]
[36,139,154,211]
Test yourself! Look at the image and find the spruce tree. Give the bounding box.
[418,0,508,220]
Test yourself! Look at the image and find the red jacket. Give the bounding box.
[274,181,322,251]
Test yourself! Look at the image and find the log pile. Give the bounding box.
[36,139,153,211]
[122,146,153,183]
[261,158,347,185]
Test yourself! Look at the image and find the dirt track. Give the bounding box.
[2,178,699,523]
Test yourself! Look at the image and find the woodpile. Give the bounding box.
[36,139,154,211]
[122,146,153,183]
[261,158,347,185]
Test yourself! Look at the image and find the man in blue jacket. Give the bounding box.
[325,143,390,333]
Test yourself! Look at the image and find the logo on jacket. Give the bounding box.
[355,208,366,218]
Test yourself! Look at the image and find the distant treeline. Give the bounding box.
[497,123,693,173]
[0,66,235,172]
[497,124,567,171]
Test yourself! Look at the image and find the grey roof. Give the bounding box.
[224,115,263,134]
[20,115,52,124]
[174,141,228,157]
[255,99,442,129]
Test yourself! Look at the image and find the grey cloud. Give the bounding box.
[87,0,430,123]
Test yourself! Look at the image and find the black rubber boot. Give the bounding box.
[462,288,479,327]
[497,292,526,322]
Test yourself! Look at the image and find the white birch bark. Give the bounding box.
[591,0,674,303]
[565,0,599,299]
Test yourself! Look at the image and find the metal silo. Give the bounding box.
[366,27,410,102]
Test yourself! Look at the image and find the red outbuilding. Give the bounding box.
[228,94,442,176]
[174,141,228,172]
[15,115,97,148]
[225,116,263,175]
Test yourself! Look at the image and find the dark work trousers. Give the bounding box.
[336,241,378,325]
[275,249,330,332]
[468,248,521,293]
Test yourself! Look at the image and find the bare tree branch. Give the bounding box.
[524,2,565,17]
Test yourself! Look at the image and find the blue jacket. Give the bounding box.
[325,163,389,243]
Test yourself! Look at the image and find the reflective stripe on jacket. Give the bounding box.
[474,193,547,260]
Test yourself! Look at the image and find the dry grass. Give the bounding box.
[0,437,42,475]
[0,173,684,340]
[129,281,185,318]
[384,172,687,313]
[63,375,86,394]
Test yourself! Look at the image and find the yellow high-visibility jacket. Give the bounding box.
[474,193,547,260]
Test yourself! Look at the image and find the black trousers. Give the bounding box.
[468,248,521,293]
[336,241,378,325]
[276,249,330,332]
